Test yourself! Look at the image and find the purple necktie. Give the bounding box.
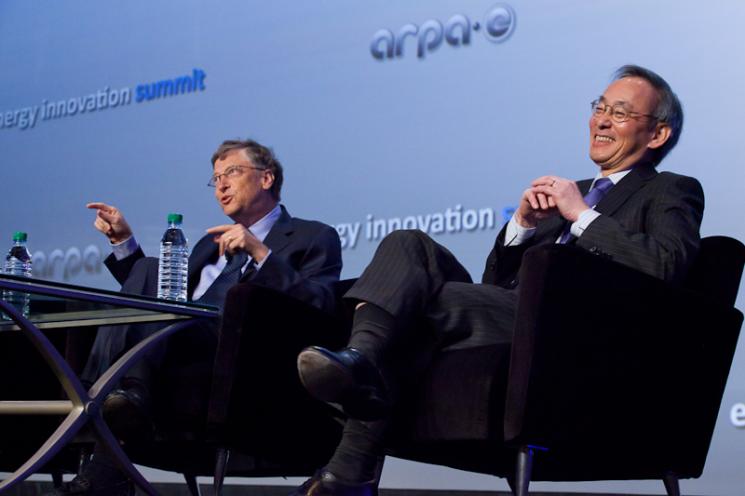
[559,177,614,244]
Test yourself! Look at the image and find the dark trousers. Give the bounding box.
[334,230,517,475]
[81,257,216,388]
[345,229,517,356]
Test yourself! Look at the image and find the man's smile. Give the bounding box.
[594,134,615,143]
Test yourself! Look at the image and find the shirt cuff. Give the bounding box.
[251,249,272,271]
[504,215,537,246]
[570,209,601,238]
[111,236,138,261]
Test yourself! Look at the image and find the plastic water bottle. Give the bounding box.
[157,213,189,302]
[3,231,32,317]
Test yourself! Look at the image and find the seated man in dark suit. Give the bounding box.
[293,65,704,495]
[52,139,342,495]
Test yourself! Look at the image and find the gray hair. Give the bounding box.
[613,65,683,166]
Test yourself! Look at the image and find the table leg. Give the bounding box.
[0,299,202,496]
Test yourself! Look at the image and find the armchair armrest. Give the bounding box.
[206,282,348,439]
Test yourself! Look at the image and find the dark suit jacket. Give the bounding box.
[104,205,342,314]
[482,164,705,287]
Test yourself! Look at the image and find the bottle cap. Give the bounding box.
[12,232,27,242]
[167,213,183,225]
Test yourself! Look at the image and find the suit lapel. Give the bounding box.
[188,235,219,296]
[595,164,657,217]
[238,205,295,282]
[262,205,294,255]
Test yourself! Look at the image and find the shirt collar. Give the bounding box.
[592,168,633,188]
[248,203,282,242]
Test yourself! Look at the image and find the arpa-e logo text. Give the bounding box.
[370,3,516,60]
[731,403,745,428]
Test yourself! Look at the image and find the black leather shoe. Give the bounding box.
[102,385,154,443]
[289,468,377,496]
[44,458,134,495]
[297,346,390,421]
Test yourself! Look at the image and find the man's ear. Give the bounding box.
[647,122,671,151]
[261,170,275,191]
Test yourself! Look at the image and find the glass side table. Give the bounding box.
[0,274,218,495]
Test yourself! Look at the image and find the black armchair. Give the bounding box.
[143,235,743,496]
[387,236,744,496]
[123,281,351,494]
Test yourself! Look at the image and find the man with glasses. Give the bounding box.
[291,65,704,495]
[52,139,342,496]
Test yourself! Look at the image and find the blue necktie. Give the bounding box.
[195,251,248,308]
[559,177,614,244]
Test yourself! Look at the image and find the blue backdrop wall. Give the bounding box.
[1,1,744,494]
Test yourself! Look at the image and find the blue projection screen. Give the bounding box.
[1,1,744,494]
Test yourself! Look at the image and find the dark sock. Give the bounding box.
[348,303,397,366]
[326,419,386,483]
[332,304,394,482]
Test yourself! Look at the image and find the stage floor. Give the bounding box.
[3,482,686,496]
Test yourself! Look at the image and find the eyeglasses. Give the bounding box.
[207,165,267,187]
[591,99,658,124]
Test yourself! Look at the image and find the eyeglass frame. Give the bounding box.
[207,164,268,187]
[590,99,659,124]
